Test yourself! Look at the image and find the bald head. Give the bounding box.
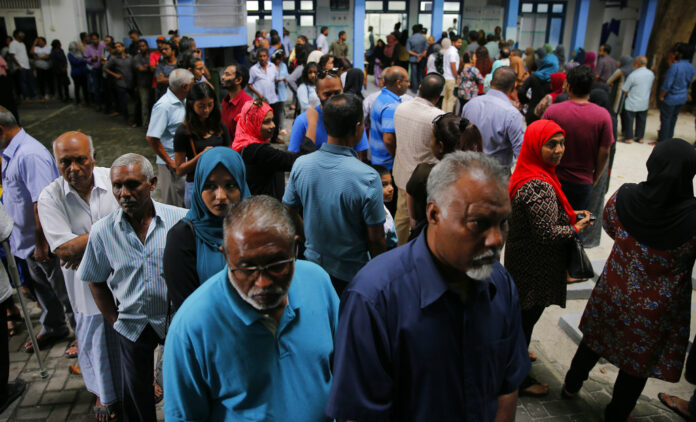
[383,66,409,96]
[53,131,95,160]
[53,131,96,194]
[633,56,647,67]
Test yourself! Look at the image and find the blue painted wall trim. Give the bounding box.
[174,0,247,48]
[353,0,365,69]
[503,0,519,41]
[272,0,283,38]
[633,0,657,56]
[431,0,444,40]
[569,0,590,52]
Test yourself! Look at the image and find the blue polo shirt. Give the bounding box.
[369,88,401,169]
[326,231,530,421]
[661,60,695,106]
[283,143,385,281]
[163,261,339,421]
[288,105,369,153]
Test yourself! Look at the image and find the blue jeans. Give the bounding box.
[87,68,102,105]
[658,102,682,142]
[18,69,36,100]
[409,62,422,92]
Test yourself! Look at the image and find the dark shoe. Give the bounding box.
[0,379,26,413]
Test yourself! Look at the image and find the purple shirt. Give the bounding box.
[1,129,59,259]
[84,43,105,70]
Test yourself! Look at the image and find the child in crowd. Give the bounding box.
[373,165,398,250]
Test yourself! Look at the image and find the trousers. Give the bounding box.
[116,325,162,422]
[25,254,74,335]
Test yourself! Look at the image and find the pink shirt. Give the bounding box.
[542,101,614,185]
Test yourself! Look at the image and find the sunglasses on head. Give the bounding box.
[317,68,339,80]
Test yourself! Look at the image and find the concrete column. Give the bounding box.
[353,0,365,69]
[431,0,443,40]
[503,0,519,41]
[272,0,283,37]
[569,0,590,52]
[633,0,657,57]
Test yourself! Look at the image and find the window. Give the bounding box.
[420,1,432,11]
[517,1,566,47]
[264,0,272,10]
[247,0,259,11]
[388,1,406,10]
[366,1,383,10]
[443,2,459,12]
[418,0,461,34]
[552,3,563,13]
[536,3,548,13]
[283,1,293,8]
[300,15,313,26]
[300,0,312,9]
[521,3,533,13]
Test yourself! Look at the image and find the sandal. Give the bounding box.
[519,376,549,397]
[658,392,696,421]
[24,331,68,354]
[68,364,81,375]
[65,339,78,359]
[528,351,537,362]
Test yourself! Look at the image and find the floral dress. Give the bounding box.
[457,65,484,101]
[579,191,696,382]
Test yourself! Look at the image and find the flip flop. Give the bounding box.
[658,392,696,421]
[65,340,78,359]
[24,332,68,354]
[68,364,81,375]
[528,351,537,362]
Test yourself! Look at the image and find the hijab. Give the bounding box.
[584,51,596,70]
[549,72,566,101]
[231,100,273,152]
[307,50,323,64]
[524,46,536,71]
[544,44,553,54]
[509,119,577,225]
[572,48,586,65]
[535,51,559,83]
[616,138,696,250]
[186,147,251,281]
[554,45,566,68]
[618,55,633,78]
[343,68,364,99]
[68,41,82,59]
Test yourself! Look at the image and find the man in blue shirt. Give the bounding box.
[658,42,695,143]
[327,151,530,422]
[163,196,339,421]
[288,70,369,160]
[621,56,654,143]
[406,24,428,91]
[370,66,409,169]
[284,94,386,295]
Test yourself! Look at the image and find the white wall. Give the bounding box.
[40,0,87,47]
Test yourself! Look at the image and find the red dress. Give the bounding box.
[579,191,696,381]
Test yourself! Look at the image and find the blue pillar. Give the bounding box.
[633,0,657,56]
[353,0,365,69]
[502,0,519,41]
[431,0,443,40]
[569,0,590,52]
[272,0,283,38]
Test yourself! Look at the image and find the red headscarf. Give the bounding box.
[231,100,273,152]
[584,51,596,70]
[509,119,577,225]
[549,72,566,101]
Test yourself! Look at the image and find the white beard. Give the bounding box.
[465,250,499,280]
[227,268,288,311]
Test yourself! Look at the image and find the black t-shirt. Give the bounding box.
[406,162,436,225]
[174,124,231,182]
[240,142,296,201]
[162,219,198,314]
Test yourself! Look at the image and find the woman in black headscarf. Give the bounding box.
[343,68,365,100]
[563,138,696,421]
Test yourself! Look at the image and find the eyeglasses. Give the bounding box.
[317,68,339,80]
[228,257,295,282]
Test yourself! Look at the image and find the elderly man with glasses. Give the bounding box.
[163,195,339,421]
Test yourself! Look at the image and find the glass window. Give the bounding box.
[366,1,382,10]
[247,0,259,11]
[283,0,294,8]
[264,0,272,9]
[443,2,459,12]
[388,1,406,10]
[536,3,548,13]
[420,1,432,12]
[300,0,312,9]
[552,3,563,13]
[521,3,533,13]
[300,14,313,26]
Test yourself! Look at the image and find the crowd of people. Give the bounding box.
[0,22,693,422]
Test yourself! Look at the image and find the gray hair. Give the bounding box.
[441,38,452,50]
[426,151,508,214]
[169,68,194,91]
[223,195,296,253]
[111,153,154,179]
[52,134,95,161]
[0,107,18,129]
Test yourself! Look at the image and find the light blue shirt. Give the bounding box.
[249,62,279,104]
[163,261,339,421]
[406,33,427,63]
[146,88,186,165]
[369,88,401,169]
[661,60,695,106]
[1,129,59,259]
[288,105,369,153]
[276,62,289,102]
[296,83,319,113]
[77,200,186,341]
[622,66,655,112]
[283,144,385,281]
[462,88,524,168]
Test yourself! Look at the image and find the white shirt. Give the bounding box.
[249,62,279,104]
[317,33,329,54]
[443,46,459,81]
[33,45,52,70]
[38,167,119,315]
[9,40,29,69]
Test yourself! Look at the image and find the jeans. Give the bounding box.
[134,86,152,127]
[658,102,682,142]
[560,180,593,210]
[18,69,36,100]
[87,68,102,105]
[621,109,647,140]
[409,62,423,92]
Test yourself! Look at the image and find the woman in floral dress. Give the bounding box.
[563,138,696,421]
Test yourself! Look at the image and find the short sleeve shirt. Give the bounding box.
[369,88,401,169]
[288,105,369,153]
[105,55,134,88]
[9,40,29,69]
[282,144,385,281]
[248,62,279,104]
[221,90,253,140]
[443,46,460,80]
[146,88,186,165]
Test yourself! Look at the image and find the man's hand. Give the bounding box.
[33,243,50,263]
[114,73,122,79]
[659,91,666,102]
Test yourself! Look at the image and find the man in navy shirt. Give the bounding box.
[658,42,695,143]
[327,151,530,421]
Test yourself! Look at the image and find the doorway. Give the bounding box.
[366,13,408,43]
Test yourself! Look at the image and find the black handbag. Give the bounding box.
[567,235,594,279]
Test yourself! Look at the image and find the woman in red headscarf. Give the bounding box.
[233,100,297,199]
[504,119,593,397]
[534,72,567,117]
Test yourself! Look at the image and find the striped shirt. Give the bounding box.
[77,200,186,341]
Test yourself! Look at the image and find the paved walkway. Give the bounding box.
[2,98,694,421]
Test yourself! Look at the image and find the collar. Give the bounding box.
[319,142,358,158]
[2,128,26,160]
[115,199,162,228]
[164,88,184,105]
[487,88,512,104]
[226,89,249,106]
[62,167,110,199]
[380,87,402,102]
[412,229,497,309]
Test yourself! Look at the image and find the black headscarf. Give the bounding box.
[615,138,696,250]
[343,68,364,100]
